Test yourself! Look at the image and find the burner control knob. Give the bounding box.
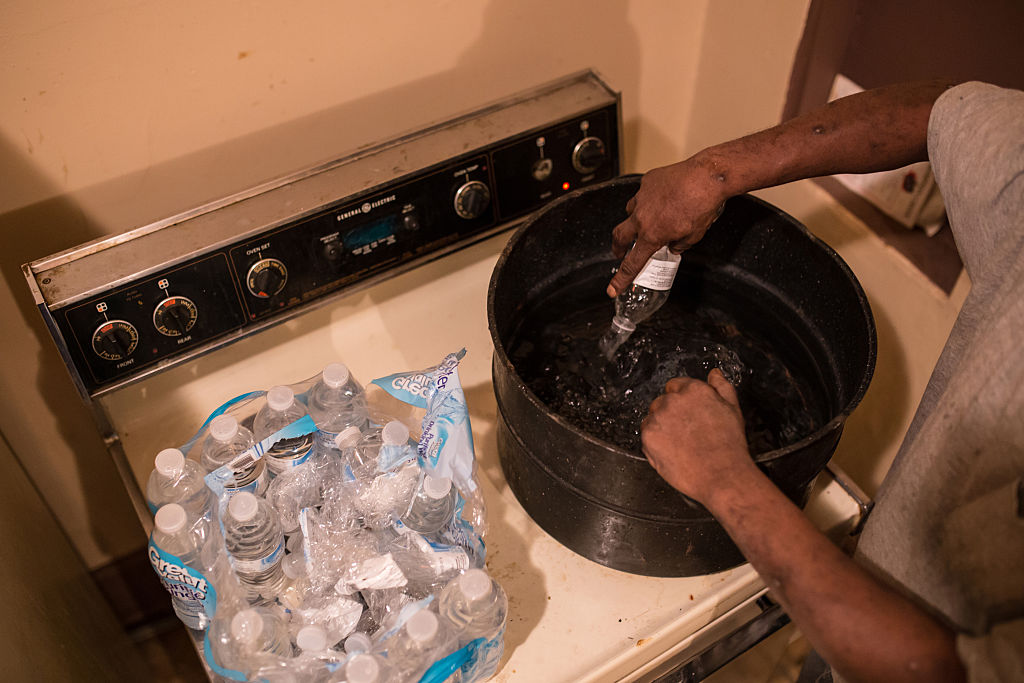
[572,136,607,174]
[453,180,491,220]
[246,258,288,298]
[91,320,139,361]
[153,296,198,336]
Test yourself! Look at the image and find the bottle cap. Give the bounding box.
[266,385,295,412]
[422,475,452,500]
[405,609,438,643]
[322,362,351,388]
[344,631,372,655]
[281,553,305,579]
[296,625,329,652]
[228,491,259,522]
[230,609,263,642]
[209,414,239,442]
[154,503,187,534]
[382,420,409,446]
[459,568,493,602]
[346,654,380,683]
[335,425,363,449]
[154,448,185,478]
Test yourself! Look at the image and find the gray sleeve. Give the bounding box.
[927,82,1024,284]
[957,619,1024,683]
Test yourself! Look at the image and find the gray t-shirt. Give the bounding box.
[854,82,1024,680]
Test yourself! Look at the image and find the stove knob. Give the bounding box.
[153,296,198,336]
[91,320,139,361]
[572,136,607,174]
[453,180,491,220]
[246,258,288,298]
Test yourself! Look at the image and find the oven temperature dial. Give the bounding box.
[246,258,288,298]
[453,180,491,220]
[572,136,607,174]
[91,320,139,361]
[153,296,198,336]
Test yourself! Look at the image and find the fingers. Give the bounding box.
[607,239,659,298]
[610,214,639,260]
[707,368,740,408]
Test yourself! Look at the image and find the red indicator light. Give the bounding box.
[562,182,571,191]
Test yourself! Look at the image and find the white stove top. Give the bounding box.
[101,225,862,682]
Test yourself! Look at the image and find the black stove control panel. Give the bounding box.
[41,93,620,397]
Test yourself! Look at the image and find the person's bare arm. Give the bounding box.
[641,371,965,683]
[608,79,956,296]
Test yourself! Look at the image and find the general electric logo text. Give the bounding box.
[336,194,397,222]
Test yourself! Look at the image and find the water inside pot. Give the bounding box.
[507,258,833,455]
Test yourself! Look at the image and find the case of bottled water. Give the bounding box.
[144,350,505,681]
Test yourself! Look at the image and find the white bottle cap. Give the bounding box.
[231,609,263,643]
[154,448,186,478]
[228,491,259,522]
[154,503,187,534]
[458,568,493,602]
[209,414,239,442]
[344,631,372,655]
[335,425,363,449]
[382,420,409,446]
[422,475,452,500]
[405,609,438,643]
[296,625,329,652]
[266,385,295,412]
[281,552,305,579]
[346,654,380,683]
[322,362,351,388]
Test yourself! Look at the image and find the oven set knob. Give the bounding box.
[91,319,139,361]
[572,136,607,174]
[453,180,491,220]
[246,258,288,298]
[153,296,198,336]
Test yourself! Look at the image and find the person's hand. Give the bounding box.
[640,369,756,505]
[607,155,730,297]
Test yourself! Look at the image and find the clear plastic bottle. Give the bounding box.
[438,568,508,681]
[223,491,286,602]
[344,652,393,683]
[399,474,457,534]
[344,631,373,656]
[600,245,681,358]
[278,552,311,611]
[200,414,268,496]
[382,608,455,682]
[149,503,221,631]
[254,385,316,477]
[307,362,369,451]
[230,606,294,661]
[146,447,214,522]
[266,457,324,535]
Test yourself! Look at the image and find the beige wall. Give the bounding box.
[2,0,839,568]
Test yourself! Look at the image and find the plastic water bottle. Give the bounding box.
[438,568,508,681]
[223,491,286,602]
[344,652,394,683]
[266,459,324,535]
[307,362,369,450]
[146,447,214,521]
[400,474,457,534]
[201,414,268,496]
[344,631,373,655]
[149,503,220,631]
[254,385,316,477]
[381,608,455,682]
[230,606,293,660]
[600,245,681,358]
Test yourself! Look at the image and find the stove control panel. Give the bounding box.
[26,71,620,397]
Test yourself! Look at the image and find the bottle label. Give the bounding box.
[633,253,681,290]
[148,540,217,623]
[230,539,284,574]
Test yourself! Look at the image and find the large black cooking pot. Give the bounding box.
[487,175,876,577]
